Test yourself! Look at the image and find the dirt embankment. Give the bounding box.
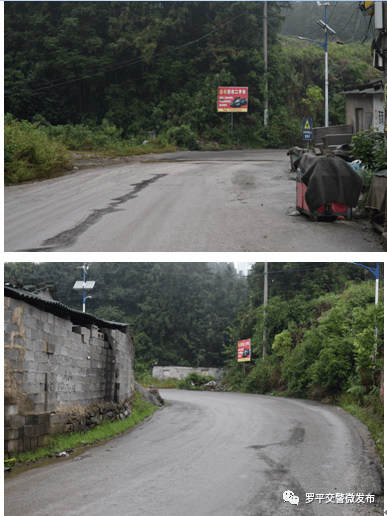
[70,152,145,170]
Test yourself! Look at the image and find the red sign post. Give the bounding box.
[238,339,251,362]
[218,87,248,112]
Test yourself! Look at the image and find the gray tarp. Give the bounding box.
[298,154,321,176]
[366,172,387,213]
[300,156,363,212]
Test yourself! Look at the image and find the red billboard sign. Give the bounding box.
[218,87,248,112]
[238,339,251,362]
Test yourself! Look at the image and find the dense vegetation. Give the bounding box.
[224,272,383,396]
[5,1,382,163]
[223,262,384,457]
[4,262,249,374]
[3,113,177,183]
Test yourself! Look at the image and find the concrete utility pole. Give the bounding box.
[262,262,268,359]
[263,1,268,126]
[383,2,387,142]
[369,1,386,140]
[323,5,329,127]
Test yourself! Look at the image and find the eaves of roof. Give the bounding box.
[339,88,383,95]
[339,78,384,95]
[4,285,133,330]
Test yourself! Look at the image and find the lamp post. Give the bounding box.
[73,263,95,312]
[348,262,382,397]
[263,1,268,126]
[84,295,93,312]
[262,262,268,359]
[295,2,336,127]
[351,262,380,361]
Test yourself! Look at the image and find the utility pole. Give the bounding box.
[263,1,268,126]
[323,4,329,127]
[383,2,387,142]
[262,262,268,359]
[366,1,386,140]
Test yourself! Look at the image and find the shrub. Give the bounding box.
[177,372,215,390]
[166,125,200,150]
[352,129,387,174]
[240,355,280,394]
[4,115,71,183]
[264,107,301,148]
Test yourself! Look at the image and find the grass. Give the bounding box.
[4,115,178,184]
[5,392,158,472]
[136,373,179,389]
[336,392,384,462]
[5,117,72,183]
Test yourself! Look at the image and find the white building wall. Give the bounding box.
[152,366,223,381]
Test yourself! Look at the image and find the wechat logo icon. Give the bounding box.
[283,490,299,505]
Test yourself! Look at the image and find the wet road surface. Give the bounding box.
[4,150,383,252]
[5,390,383,515]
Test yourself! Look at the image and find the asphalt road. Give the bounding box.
[4,150,383,252]
[5,390,383,516]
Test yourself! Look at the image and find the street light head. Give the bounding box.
[317,19,336,35]
[317,1,330,6]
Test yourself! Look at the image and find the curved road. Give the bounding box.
[5,390,382,515]
[4,150,383,252]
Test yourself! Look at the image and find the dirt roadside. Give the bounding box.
[70,152,151,170]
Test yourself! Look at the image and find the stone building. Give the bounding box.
[340,79,384,134]
[4,281,135,455]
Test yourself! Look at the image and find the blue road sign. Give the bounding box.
[302,118,313,141]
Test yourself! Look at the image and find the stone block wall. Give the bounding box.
[152,365,223,381]
[4,407,51,455]
[4,295,135,454]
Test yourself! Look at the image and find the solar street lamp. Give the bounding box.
[316,2,335,127]
[293,2,336,127]
[73,263,95,312]
[317,19,336,35]
[350,263,380,361]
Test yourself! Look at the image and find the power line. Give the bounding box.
[303,1,362,40]
[327,1,338,22]
[248,263,379,276]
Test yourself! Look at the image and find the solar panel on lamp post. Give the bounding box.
[73,263,95,312]
[294,2,336,127]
